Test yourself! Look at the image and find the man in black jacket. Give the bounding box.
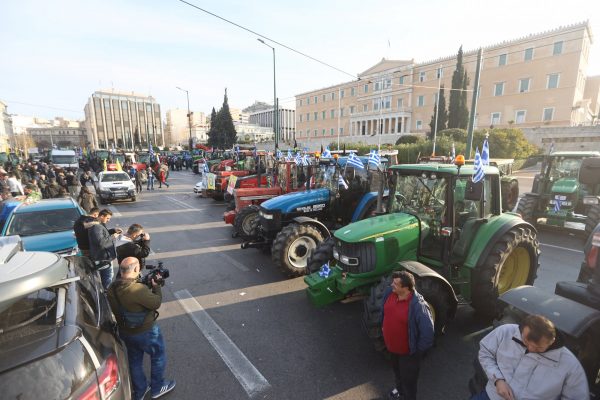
[73,207,99,257]
[116,223,152,267]
[89,209,122,289]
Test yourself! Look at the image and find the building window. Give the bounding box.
[330,109,335,118]
[339,127,344,135]
[299,114,303,122]
[307,97,310,105]
[330,128,334,135]
[314,96,318,104]
[383,96,391,109]
[553,41,563,55]
[491,112,501,125]
[351,87,355,96]
[416,120,422,130]
[417,95,425,107]
[419,71,426,82]
[350,105,355,114]
[519,78,531,93]
[547,73,560,89]
[340,89,344,98]
[494,82,505,96]
[436,67,443,79]
[299,99,303,107]
[322,129,326,136]
[322,94,327,102]
[515,110,526,124]
[375,81,381,91]
[524,47,534,61]
[364,84,369,93]
[314,129,317,137]
[340,108,345,117]
[298,130,303,137]
[373,99,380,111]
[543,108,554,121]
[384,78,392,89]
[322,111,326,120]
[314,112,318,120]
[397,98,404,108]
[363,104,368,112]
[498,53,507,66]
[306,113,310,121]
[399,75,406,85]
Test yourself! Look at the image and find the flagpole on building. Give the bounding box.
[432,64,442,156]
[337,87,341,151]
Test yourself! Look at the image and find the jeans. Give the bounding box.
[390,353,421,400]
[147,177,154,190]
[121,324,167,400]
[470,390,491,400]
[98,262,114,290]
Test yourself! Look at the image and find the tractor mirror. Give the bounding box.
[464,180,483,201]
[579,158,600,186]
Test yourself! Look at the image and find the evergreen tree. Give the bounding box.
[219,89,237,149]
[428,85,448,139]
[207,107,219,148]
[448,46,470,129]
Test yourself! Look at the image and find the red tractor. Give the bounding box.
[207,152,268,201]
[224,160,313,239]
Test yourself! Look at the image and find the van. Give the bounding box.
[50,149,78,169]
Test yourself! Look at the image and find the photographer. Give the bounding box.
[107,257,176,400]
[88,209,122,290]
[116,223,151,267]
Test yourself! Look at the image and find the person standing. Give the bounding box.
[80,170,93,187]
[107,257,176,400]
[147,168,155,191]
[159,167,169,189]
[74,208,99,257]
[116,223,151,267]
[7,172,23,197]
[472,314,589,400]
[78,186,99,213]
[382,271,434,400]
[134,168,143,193]
[88,209,122,290]
[66,170,80,198]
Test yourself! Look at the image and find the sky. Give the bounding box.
[1,0,599,121]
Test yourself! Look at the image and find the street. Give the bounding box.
[106,169,587,400]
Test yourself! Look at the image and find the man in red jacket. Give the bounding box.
[382,271,434,400]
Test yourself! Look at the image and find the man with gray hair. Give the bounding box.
[107,257,175,400]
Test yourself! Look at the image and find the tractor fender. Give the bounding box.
[463,214,538,269]
[292,216,331,239]
[352,192,378,222]
[396,260,458,318]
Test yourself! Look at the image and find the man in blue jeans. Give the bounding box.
[88,209,121,289]
[108,257,176,400]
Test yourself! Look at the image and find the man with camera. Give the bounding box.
[89,209,122,290]
[116,223,152,267]
[107,257,176,400]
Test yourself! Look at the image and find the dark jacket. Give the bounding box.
[88,223,117,262]
[115,235,151,266]
[73,215,98,251]
[80,173,93,186]
[107,278,162,336]
[381,288,434,355]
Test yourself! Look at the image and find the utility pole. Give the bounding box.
[176,86,193,150]
[466,48,483,159]
[257,39,277,148]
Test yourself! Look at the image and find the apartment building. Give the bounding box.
[165,109,209,146]
[296,21,597,146]
[83,90,164,150]
[0,100,12,152]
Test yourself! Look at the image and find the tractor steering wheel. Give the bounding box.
[395,193,408,208]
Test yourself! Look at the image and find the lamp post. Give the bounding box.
[257,38,278,148]
[176,86,194,151]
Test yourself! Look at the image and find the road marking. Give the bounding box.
[209,246,249,272]
[174,289,271,399]
[107,205,122,217]
[540,242,583,254]
[165,195,196,210]
[147,243,242,260]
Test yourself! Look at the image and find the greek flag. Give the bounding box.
[347,152,365,169]
[482,139,490,166]
[295,153,302,165]
[287,150,293,160]
[318,262,331,278]
[203,161,209,173]
[368,150,381,168]
[253,147,257,157]
[554,199,561,212]
[472,147,485,183]
[148,142,154,162]
[451,142,456,161]
[338,174,348,189]
[302,154,310,166]
[235,145,240,154]
[322,146,332,158]
[276,149,282,160]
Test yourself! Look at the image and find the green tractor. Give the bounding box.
[305,160,540,350]
[516,151,600,236]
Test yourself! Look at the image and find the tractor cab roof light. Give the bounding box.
[454,155,465,167]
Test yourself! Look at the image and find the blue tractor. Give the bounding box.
[241,155,387,277]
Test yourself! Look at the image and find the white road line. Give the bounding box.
[107,205,122,217]
[540,242,583,254]
[164,195,196,210]
[209,246,250,272]
[174,289,271,399]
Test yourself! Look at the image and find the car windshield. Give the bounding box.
[51,155,76,164]
[549,157,584,179]
[6,208,81,236]
[100,173,131,182]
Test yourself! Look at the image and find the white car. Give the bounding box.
[95,171,136,204]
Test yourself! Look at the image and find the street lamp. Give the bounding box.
[176,86,194,150]
[257,38,278,148]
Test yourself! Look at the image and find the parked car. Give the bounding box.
[1,198,84,255]
[0,237,132,399]
[95,171,137,204]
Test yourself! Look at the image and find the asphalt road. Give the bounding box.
[104,168,587,400]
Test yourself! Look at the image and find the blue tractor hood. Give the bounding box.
[22,230,77,253]
[261,188,330,214]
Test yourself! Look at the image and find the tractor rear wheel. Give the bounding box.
[515,195,536,224]
[272,223,324,277]
[306,238,334,274]
[234,205,259,240]
[585,205,600,238]
[471,226,539,319]
[363,274,450,353]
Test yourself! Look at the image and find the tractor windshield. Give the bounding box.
[314,165,338,190]
[548,156,584,179]
[389,173,448,224]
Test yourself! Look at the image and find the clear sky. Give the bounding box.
[1,0,599,121]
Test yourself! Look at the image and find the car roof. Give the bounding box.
[13,198,78,214]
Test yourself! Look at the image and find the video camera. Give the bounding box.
[141,261,170,287]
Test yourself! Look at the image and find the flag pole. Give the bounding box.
[432,64,442,156]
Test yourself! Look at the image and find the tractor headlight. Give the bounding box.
[259,211,273,220]
[584,196,599,205]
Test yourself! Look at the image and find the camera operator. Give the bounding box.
[107,257,176,400]
[116,223,151,267]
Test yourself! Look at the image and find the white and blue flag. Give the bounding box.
[295,153,302,165]
[203,161,209,173]
[338,174,348,189]
[287,150,293,160]
[368,150,381,168]
[482,139,490,166]
[148,141,155,162]
[318,262,331,278]
[322,146,332,158]
[554,199,561,212]
[472,147,485,183]
[276,149,282,160]
[302,154,310,166]
[347,152,365,170]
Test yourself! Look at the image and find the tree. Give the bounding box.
[428,85,448,139]
[218,89,237,149]
[207,107,219,148]
[448,46,470,129]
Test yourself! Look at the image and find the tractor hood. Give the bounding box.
[551,178,579,194]
[261,188,330,214]
[334,212,419,243]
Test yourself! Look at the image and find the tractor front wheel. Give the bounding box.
[306,237,335,274]
[471,226,539,319]
[272,223,324,277]
[234,205,259,240]
[515,195,536,224]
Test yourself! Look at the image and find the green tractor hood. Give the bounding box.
[334,212,420,243]
[551,178,579,194]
